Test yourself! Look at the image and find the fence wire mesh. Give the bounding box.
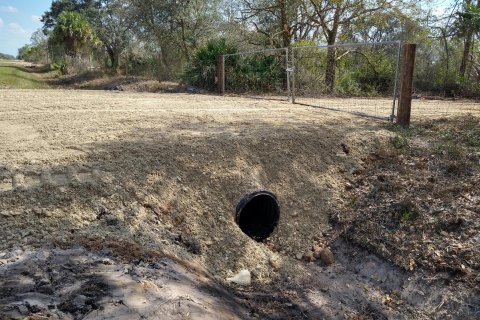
[292,41,401,119]
[221,42,402,120]
[410,39,480,118]
[223,48,289,99]
[219,41,480,120]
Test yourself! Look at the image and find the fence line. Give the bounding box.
[219,41,405,122]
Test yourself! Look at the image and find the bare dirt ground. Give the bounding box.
[295,96,480,120]
[1,89,479,319]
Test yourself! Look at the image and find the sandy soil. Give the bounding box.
[294,96,480,120]
[0,89,374,274]
[1,89,479,319]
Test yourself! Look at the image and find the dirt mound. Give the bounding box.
[0,90,378,283]
[1,90,479,319]
[48,72,183,93]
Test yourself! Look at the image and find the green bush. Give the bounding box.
[183,39,285,92]
[51,59,69,75]
[226,54,284,92]
[183,38,237,90]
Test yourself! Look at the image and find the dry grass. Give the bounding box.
[335,115,480,287]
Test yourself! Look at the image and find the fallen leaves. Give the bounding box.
[335,116,480,284]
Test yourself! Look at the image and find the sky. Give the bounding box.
[0,0,52,56]
[0,0,457,57]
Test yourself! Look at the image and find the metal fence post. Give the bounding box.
[390,41,402,122]
[291,48,296,104]
[285,48,291,102]
[217,55,225,94]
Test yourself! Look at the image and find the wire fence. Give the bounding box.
[221,41,403,120]
[220,41,480,121]
[292,41,401,120]
[223,48,289,97]
[220,41,401,120]
[410,39,480,118]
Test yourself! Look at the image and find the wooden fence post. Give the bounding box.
[397,43,417,128]
[217,55,225,94]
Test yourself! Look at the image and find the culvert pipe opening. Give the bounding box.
[235,191,280,241]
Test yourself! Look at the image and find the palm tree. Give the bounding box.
[50,11,98,57]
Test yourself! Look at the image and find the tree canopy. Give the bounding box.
[14,0,480,97]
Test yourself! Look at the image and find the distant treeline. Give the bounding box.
[16,0,480,98]
[0,53,15,60]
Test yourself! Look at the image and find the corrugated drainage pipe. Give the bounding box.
[235,191,280,241]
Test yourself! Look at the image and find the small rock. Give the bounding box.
[295,252,303,260]
[1,211,10,217]
[226,269,251,286]
[269,255,281,270]
[319,248,335,265]
[312,245,323,259]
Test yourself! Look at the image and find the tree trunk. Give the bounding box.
[279,0,290,48]
[460,0,473,77]
[325,32,336,94]
[324,6,340,94]
[460,29,473,77]
[106,47,119,73]
[180,19,190,63]
[279,0,290,91]
[440,28,450,96]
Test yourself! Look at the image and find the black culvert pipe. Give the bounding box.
[235,191,280,241]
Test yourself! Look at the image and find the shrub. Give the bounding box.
[226,54,284,93]
[183,38,237,90]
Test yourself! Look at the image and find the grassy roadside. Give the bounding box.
[0,60,51,89]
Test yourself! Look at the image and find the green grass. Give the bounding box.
[0,60,50,89]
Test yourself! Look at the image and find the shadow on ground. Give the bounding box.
[1,113,478,319]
